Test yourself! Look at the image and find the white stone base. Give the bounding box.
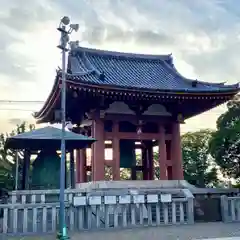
[75,180,188,190]
[75,180,238,195]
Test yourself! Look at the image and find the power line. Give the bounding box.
[0,100,229,115]
[0,108,227,117]
[0,100,44,104]
[0,109,36,112]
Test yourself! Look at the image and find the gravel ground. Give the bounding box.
[7,222,240,240]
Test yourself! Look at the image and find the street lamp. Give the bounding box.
[57,16,79,240]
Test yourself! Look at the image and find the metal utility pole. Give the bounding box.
[57,16,79,240]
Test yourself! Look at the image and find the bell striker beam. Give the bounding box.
[171,121,184,180]
[158,124,168,180]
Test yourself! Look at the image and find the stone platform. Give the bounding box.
[76,180,238,195]
[75,180,239,223]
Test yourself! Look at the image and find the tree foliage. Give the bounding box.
[181,129,219,187]
[0,122,35,196]
[209,95,240,179]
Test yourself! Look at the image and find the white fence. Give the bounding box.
[0,189,194,236]
[221,196,240,222]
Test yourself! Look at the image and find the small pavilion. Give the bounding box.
[34,43,240,184]
[5,126,95,189]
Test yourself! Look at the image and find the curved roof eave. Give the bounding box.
[34,79,239,123]
[66,75,240,94]
[165,60,240,89]
[34,74,60,120]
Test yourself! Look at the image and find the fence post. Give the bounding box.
[220,195,229,222]
[187,197,194,224]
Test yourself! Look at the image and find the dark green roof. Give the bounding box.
[5,126,95,150]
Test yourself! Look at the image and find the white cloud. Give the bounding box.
[0,0,239,133]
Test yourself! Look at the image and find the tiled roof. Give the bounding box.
[5,126,95,150]
[67,46,239,93]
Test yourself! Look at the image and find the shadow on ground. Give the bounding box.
[7,222,240,240]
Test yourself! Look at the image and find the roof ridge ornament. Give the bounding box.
[82,52,101,74]
[69,41,79,50]
[99,71,105,81]
[192,80,198,88]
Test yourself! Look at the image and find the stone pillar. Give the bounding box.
[158,124,168,180]
[112,121,120,180]
[171,122,184,180]
[92,117,105,181]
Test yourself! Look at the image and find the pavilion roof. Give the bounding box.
[33,46,240,123]
[5,126,95,150]
[66,46,240,93]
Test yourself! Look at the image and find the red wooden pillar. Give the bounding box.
[92,117,105,181]
[131,145,137,180]
[171,122,184,180]
[70,150,75,188]
[167,167,173,180]
[76,149,81,183]
[158,124,168,180]
[79,149,87,182]
[112,121,120,180]
[76,149,87,183]
[91,138,94,181]
[166,141,173,180]
[142,146,148,180]
[147,143,154,180]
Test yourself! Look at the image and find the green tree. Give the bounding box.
[0,122,35,196]
[209,95,240,179]
[0,133,14,194]
[181,129,219,187]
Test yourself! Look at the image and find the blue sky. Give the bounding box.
[0,0,239,133]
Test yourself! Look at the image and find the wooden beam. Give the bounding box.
[105,132,172,140]
[166,160,173,166]
[103,113,173,123]
[86,166,92,171]
[104,160,113,167]
[104,143,144,148]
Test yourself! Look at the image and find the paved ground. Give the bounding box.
[7,222,240,240]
